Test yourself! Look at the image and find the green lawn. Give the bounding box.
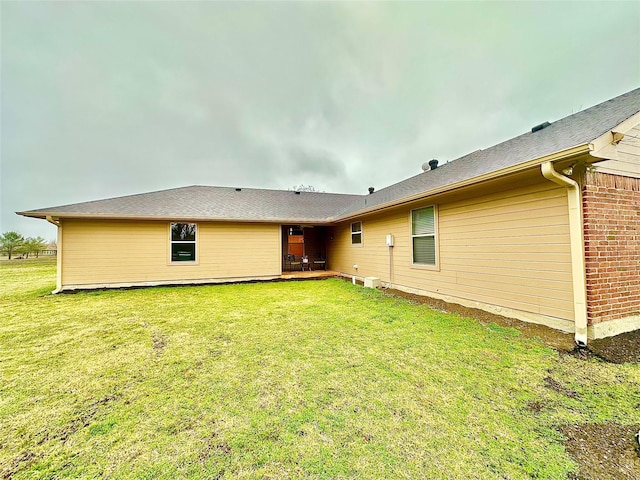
[1,258,639,479]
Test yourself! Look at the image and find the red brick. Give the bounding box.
[583,172,640,325]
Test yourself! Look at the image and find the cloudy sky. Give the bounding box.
[2,1,639,240]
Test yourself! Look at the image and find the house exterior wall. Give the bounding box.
[60,219,281,288]
[583,171,640,337]
[593,124,640,178]
[329,179,576,331]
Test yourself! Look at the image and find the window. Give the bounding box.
[351,221,362,245]
[171,223,196,262]
[412,206,436,265]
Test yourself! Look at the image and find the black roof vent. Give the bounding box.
[368,187,375,194]
[422,160,440,172]
[531,121,551,133]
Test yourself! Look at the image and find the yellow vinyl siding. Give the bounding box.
[594,125,640,178]
[61,220,280,287]
[329,180,575,323]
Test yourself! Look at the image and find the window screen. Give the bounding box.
[411,207,436,265]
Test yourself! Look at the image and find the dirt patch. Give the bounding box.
[526,400,546,413]
[588,330,640,364]
[152,333,167,352]
[198,432,232,462]
[543,376,579,399]
[561,423,640,480]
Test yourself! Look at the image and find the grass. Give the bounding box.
[1,258,639,479]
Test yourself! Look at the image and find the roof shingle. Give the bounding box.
[20,186,362,223]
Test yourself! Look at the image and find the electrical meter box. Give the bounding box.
[386,234,394,247]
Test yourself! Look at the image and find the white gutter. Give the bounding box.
[19,212,336,225]
[335,144,591,222]
[541,162,588,345]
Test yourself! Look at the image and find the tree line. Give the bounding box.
[0,232,53,260]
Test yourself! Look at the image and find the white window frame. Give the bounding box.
[170,222,197,263]
[351,221,363,245]
[411,206,438,267]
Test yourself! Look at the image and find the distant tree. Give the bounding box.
[291,184,319,192]
[0,232,25,260]
[34,237,47,258]
[21,236,48,258]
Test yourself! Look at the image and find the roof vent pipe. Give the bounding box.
[368,187,375,194]
[531,121,551,133]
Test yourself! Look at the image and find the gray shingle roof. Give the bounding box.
[19,186,362,223]
[19,88,640,223]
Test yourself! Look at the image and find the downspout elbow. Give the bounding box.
[541,162,578,190]
[541,162,588,346]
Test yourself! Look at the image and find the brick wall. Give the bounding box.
[583,172,640,325]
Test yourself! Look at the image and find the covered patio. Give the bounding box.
[281,224,329,272]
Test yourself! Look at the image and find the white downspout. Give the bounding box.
[46,216,62,294]
[540,163,588,346]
